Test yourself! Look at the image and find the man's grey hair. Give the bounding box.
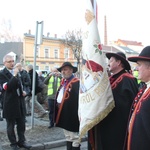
[27,64,33,70]
[3,54,14,63]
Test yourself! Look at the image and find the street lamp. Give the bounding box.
[31,21,43,128]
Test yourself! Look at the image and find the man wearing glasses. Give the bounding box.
[0,55,31,150]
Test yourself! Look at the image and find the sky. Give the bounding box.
[0,0,150,46]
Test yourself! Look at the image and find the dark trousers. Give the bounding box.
[6,117,26,146]
[48,99,55,126]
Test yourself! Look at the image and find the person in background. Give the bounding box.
[37,71,47,108]
[0,55,31,150]
[44,67,62,128]
[132,67,145,90]
[38,71,45,82]
[97,52,139,150]
[55,62,80,150]
[125,46,150,150]
[0,83,3,121]
[15,63,31,116]
[27,64,47,118]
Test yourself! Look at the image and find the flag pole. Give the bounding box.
[87,1,102,150]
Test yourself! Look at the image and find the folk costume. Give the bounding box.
[55,76,79,131]
[126,46,150,150]
[98,52,139,150]
[55,62,80,150]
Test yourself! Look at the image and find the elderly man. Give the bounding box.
[55,62,80,150]
[126,46,150,150]
[0,55,31,150]
[98,52,139,150]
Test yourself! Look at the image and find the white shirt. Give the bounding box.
[57,86,64,103]
[145,81,150,93]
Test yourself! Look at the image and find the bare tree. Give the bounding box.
[0,18,22,42]
[63,29,82,74]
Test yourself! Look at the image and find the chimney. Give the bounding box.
[28,29,31,34]
[104,15,108,45]
[54,34,57,38]
[47,32,50,37]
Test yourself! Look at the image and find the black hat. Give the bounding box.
[128,46,150,62]
[57,62,77,73]
[106,52,131,71]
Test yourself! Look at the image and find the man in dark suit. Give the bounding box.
[0,54,31,150]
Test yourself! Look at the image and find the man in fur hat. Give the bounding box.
[98,52,139,150]
[55,62,80,150]
[126,46,150,150]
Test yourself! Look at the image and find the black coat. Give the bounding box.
[28,69,39,95]
[99,70,139,150]
[127,88,150,150]
[55,77,80,132]
[0,68,26,119]
[20,69,31,95]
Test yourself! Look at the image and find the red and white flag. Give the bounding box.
[78,0,115,139]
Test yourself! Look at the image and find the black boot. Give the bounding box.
[72,146,80,150]
[67,141,72,150]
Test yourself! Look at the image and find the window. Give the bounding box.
[36,66,39,70]
[44,48,49,58]
[54,48,59,58]
[64,48,69,59]
[45,66,49,71]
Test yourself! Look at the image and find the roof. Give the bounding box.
[0,42,23,66]
[118,46,139,54]
[115,39,143,46]
[102,45,120,53]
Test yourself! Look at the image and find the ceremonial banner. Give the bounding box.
[78,0,115,139]
[91,0,98,22]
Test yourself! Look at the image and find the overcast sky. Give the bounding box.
[0,0,149,46]
[98,0,150,46]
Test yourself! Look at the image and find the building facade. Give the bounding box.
[23,33,77,72]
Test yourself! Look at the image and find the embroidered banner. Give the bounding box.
[78,0,115,139]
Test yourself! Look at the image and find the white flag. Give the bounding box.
[78,0,115,139]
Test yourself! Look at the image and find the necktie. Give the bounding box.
[132,84,147,112]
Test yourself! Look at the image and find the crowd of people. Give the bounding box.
[0,45,150,150]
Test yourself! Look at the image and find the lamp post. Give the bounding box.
[31,21,43,128]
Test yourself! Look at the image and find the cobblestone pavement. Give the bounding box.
[0,114,65,149]
[50,141,87,150]
[0,114,88,150]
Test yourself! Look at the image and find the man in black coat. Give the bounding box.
[15,63,31,115]
[55,62,80,150]
[126,46,150,150]
[98,52,139,150]
[27,64,47,118]
[0,55,31,150]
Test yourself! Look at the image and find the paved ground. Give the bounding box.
[50,141,87,150]
[0,114,88,150]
